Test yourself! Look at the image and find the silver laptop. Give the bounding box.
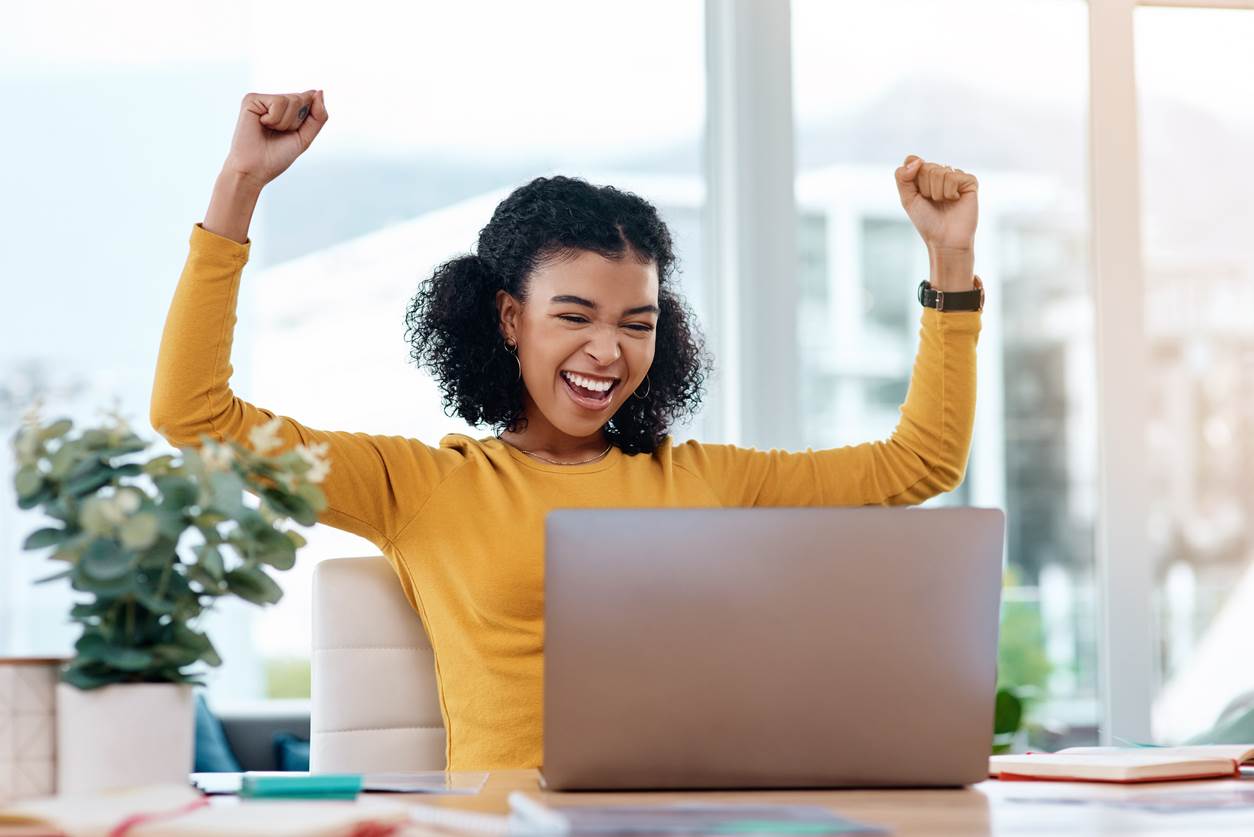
[542,506,1005,791]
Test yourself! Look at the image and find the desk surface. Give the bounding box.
[402,769,1254,836]
[3,769,1253,836]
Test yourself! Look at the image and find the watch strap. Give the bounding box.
[917,276,984,312]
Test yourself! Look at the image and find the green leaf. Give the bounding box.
[79,539,132,582]
[993,687,1024,736]
[284,530,307,549]
[156,475,199,510]
[150,643,201,667]
[39,418,74,441]
[75,633,155,672]
[295,482,327,514]
[195,544,225,580]
[49,441,82,479]
[17,484,55,510]
[119,512,160,551]
[199,636,223,667]
[15,465,43,499]
[22,527,68,551]
[252,528,296,571]
[207,471,247,516]
[81,429,110,448]
[34,568,73,584]
[225,566,283,606]
[113,463,144,477]
[263,488,316,526]
[70,600,113,620]
[64,465,115,498]
[143,454,178,476]
[186,564,226,596]
[61,663,124,690]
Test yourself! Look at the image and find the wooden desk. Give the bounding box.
[400,769,1254,836]
[3,770,1252,835]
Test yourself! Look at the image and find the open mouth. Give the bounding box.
[560,370,620,410]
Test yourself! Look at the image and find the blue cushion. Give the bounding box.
[273,731,311,772]
[193,693,242,772]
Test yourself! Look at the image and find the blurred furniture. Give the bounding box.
[217,704,310,771]
[310,556,446,771]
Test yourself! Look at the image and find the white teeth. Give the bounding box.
[562,371,614,393]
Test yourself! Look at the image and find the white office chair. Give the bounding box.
[310,556,446,771]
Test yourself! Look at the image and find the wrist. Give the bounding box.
[927,244,976,292]
[215,166,266,199]
[204,169,263,244]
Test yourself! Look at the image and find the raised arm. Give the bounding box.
[675,156,982,507]
[151,90,462,546]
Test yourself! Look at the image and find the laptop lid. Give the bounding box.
[542,507,1005,791]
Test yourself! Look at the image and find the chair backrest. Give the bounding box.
[310,556,446,771]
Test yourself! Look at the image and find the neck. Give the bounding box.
[498,405,610,463]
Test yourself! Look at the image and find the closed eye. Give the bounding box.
[558,315,654,333]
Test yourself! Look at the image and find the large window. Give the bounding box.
[4,1,1250,741]
[0,0,707,703]
[1135,4,1254,742]
[792,0,1099,746]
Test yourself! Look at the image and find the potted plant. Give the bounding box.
[11,409,329,793]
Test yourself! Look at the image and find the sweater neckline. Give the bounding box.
[482,435,624,474]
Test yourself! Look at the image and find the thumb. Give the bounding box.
[297,89,329,146]
[895,155,922,206]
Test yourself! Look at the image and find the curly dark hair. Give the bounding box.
[404,175,712,454]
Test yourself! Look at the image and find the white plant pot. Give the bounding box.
[56,681,194,794]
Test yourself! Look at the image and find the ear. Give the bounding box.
[496,289,520,344]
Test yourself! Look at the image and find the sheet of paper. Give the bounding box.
[524,802,887,835]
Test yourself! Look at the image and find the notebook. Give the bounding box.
[990,745,1254,784]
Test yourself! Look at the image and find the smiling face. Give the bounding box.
[496,248,660,446]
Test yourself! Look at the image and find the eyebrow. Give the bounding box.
[549,295,660,317]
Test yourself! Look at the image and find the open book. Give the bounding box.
[990,745,1254,784]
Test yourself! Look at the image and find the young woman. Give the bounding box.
[151,89,984,771]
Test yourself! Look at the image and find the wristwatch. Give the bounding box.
[917,276,984,312]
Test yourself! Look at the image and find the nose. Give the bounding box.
[584,324,621,367]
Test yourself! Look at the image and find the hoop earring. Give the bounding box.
[505,339,521,382]
[632,374,652,400]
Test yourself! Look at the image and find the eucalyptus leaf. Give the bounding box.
[61,664,123,690]
[39,418,74,441]
[17,485,55,510]
[156,475,198,509]
[22,527,67,551]
[195,544,225,580]
[34,568,73,584]
[79,539,132,582]
[296,482,327,513]
[15,466,43,499]
[75,633,155,672]
[119,512,160,551]
[207,471,247,516]
[49,442,81,478]
[143,454,178,476]
[225,566,283,605]
[64,466,115,498]
[70,600,113,620]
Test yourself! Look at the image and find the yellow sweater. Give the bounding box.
[151,223,982,770]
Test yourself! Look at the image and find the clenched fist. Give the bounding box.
[223,90,329,189]
[894,155,978,253]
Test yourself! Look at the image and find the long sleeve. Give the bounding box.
[674,307,980,507]
[150,223,463,547]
